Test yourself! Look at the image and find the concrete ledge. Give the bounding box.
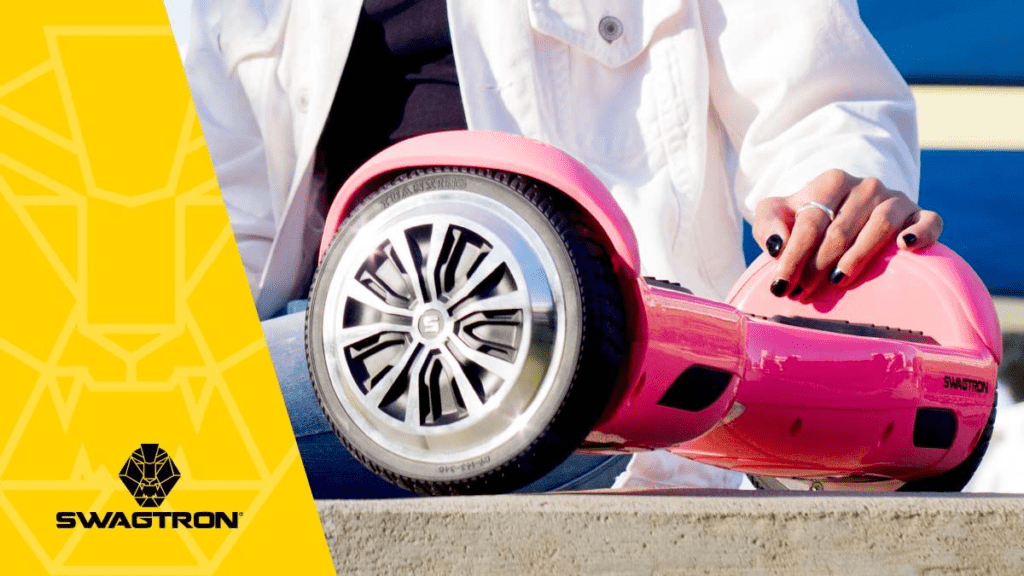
[318,491,1024,575]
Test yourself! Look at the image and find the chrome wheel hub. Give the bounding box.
[320,190,567,463]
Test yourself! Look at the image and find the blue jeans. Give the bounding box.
[263,304,630,499]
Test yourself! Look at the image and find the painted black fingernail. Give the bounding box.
[829,269,846,284]
[903,233,917,247]
[770,279,789,297]
[789,285,804,298]
[766,234,783,257]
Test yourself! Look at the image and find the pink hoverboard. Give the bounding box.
[305,131,1000,494]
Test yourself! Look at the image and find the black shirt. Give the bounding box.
[315,0,467,201]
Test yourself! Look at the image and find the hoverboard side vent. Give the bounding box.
[658,365,733,413]
[912,408,958,449]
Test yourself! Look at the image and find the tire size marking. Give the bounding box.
[380,176,468,208]
[438,456,491,475]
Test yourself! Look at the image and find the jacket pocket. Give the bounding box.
[526,0,685,68]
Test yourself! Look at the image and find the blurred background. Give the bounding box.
[164,0,1024,491]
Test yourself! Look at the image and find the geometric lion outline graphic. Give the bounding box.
[117,443,181,508]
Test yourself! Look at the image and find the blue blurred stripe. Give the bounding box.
[859,0,1024,85]
[917,150,1023,296]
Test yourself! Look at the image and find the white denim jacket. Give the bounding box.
[185,0,918,320]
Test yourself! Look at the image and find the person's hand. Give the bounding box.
[752,169,942,302]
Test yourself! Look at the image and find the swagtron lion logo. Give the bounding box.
[56,443,241,529]
[118,443,181,508]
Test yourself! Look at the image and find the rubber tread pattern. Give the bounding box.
[643,277,693,294]
[745,313,938,345]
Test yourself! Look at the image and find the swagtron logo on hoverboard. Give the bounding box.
[55,444,242,529]
[943,375,991,394]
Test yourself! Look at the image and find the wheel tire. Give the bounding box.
[747,393,998,492]
[305,168,626,495]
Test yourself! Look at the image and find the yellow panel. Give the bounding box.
[0,182,76,361]
[87,197,176,325]
[21,204,79,285]
[0,107,86,197]
[0,3,334,574]
[0,68,73,144]
[57,33,188,198]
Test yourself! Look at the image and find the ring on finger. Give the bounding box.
[797,200,836,222]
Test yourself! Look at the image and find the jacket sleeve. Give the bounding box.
[184,0,276,300]
[700,0,920,220]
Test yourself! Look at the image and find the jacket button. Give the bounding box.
[297,89,310,112]
[599,16,623,43]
